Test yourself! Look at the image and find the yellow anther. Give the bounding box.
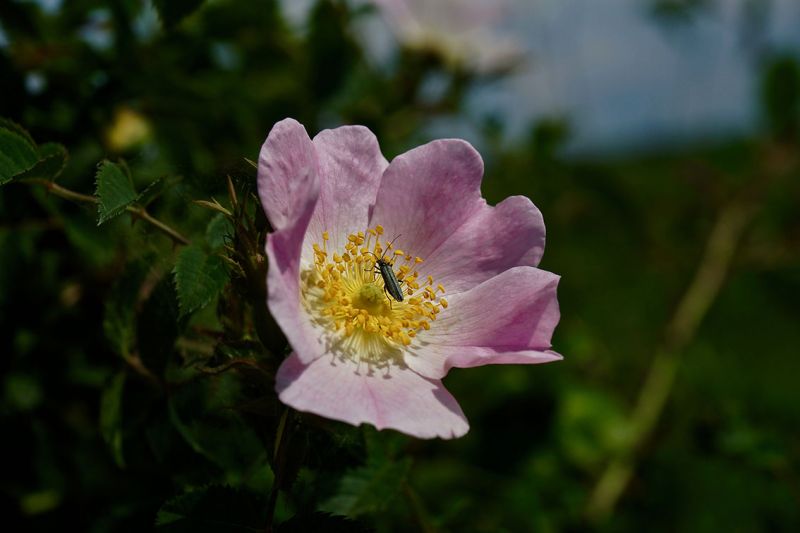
[305,226,449,352]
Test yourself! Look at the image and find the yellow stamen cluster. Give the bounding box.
[302,225,446,366]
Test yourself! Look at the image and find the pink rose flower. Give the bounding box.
[368,0,523,74]
[258,118,561,439]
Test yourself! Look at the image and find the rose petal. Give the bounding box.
[257,118,319,232]
[369,139,484,261]
[418,195,546,294]
[258,119,327,365]
[276,353,469,439]
[406,266,561,379]
[305,126,388,255]
[266,226,330,366]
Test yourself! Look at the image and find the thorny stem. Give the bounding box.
[20,177,190,245]
[585,201,756,522]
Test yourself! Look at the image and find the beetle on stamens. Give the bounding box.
[368,235,404,303]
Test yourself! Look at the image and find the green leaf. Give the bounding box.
[0,117,36,146]
[0,120,67,185]
[0,125,39,185]
[153,0,207,29]
[15,142,68,181]
[137,177,167,207]
[205,214,233,250]
[156,485,264,532]
[173,244,229,317]
[95,160,137,225]
[99,371,126,468]
[320,458,412,518]
[167,370,265,475]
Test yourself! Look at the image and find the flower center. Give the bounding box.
[301,225,448,369]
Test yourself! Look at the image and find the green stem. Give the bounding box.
[21,177,99,204]
[127,205,190,245]
[403,482,437,533]
[265,408,291,533]
[19,177,190,245]
[585,201,755,522]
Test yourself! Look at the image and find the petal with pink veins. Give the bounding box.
[305,126,388,255]
[276,353,469,439]
[370,139,484,260]
[257,118,319,232]
[259,119,326,366]
[406,266,561,379]
[418,195,546,294]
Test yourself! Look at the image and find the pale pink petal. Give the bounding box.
[405,266,561,379]
[276,353,469,439]
[266,230,329,366]
[418,195,546,294]
[304,126,388,254]
[369,139,484,261]
[258,120,327,365]
[257,118,319,232]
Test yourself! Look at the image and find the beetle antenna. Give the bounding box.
[383,234,402,258]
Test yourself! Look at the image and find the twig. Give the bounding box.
[21,178,99,204]
[128,205,190,245]
[19,177,190,245]
[585,201,756,522]
[124,351,163,389]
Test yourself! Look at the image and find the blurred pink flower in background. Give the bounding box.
[369,0,523,73]
[259,118,560,439]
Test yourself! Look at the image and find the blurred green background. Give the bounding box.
[1,0,799,531]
